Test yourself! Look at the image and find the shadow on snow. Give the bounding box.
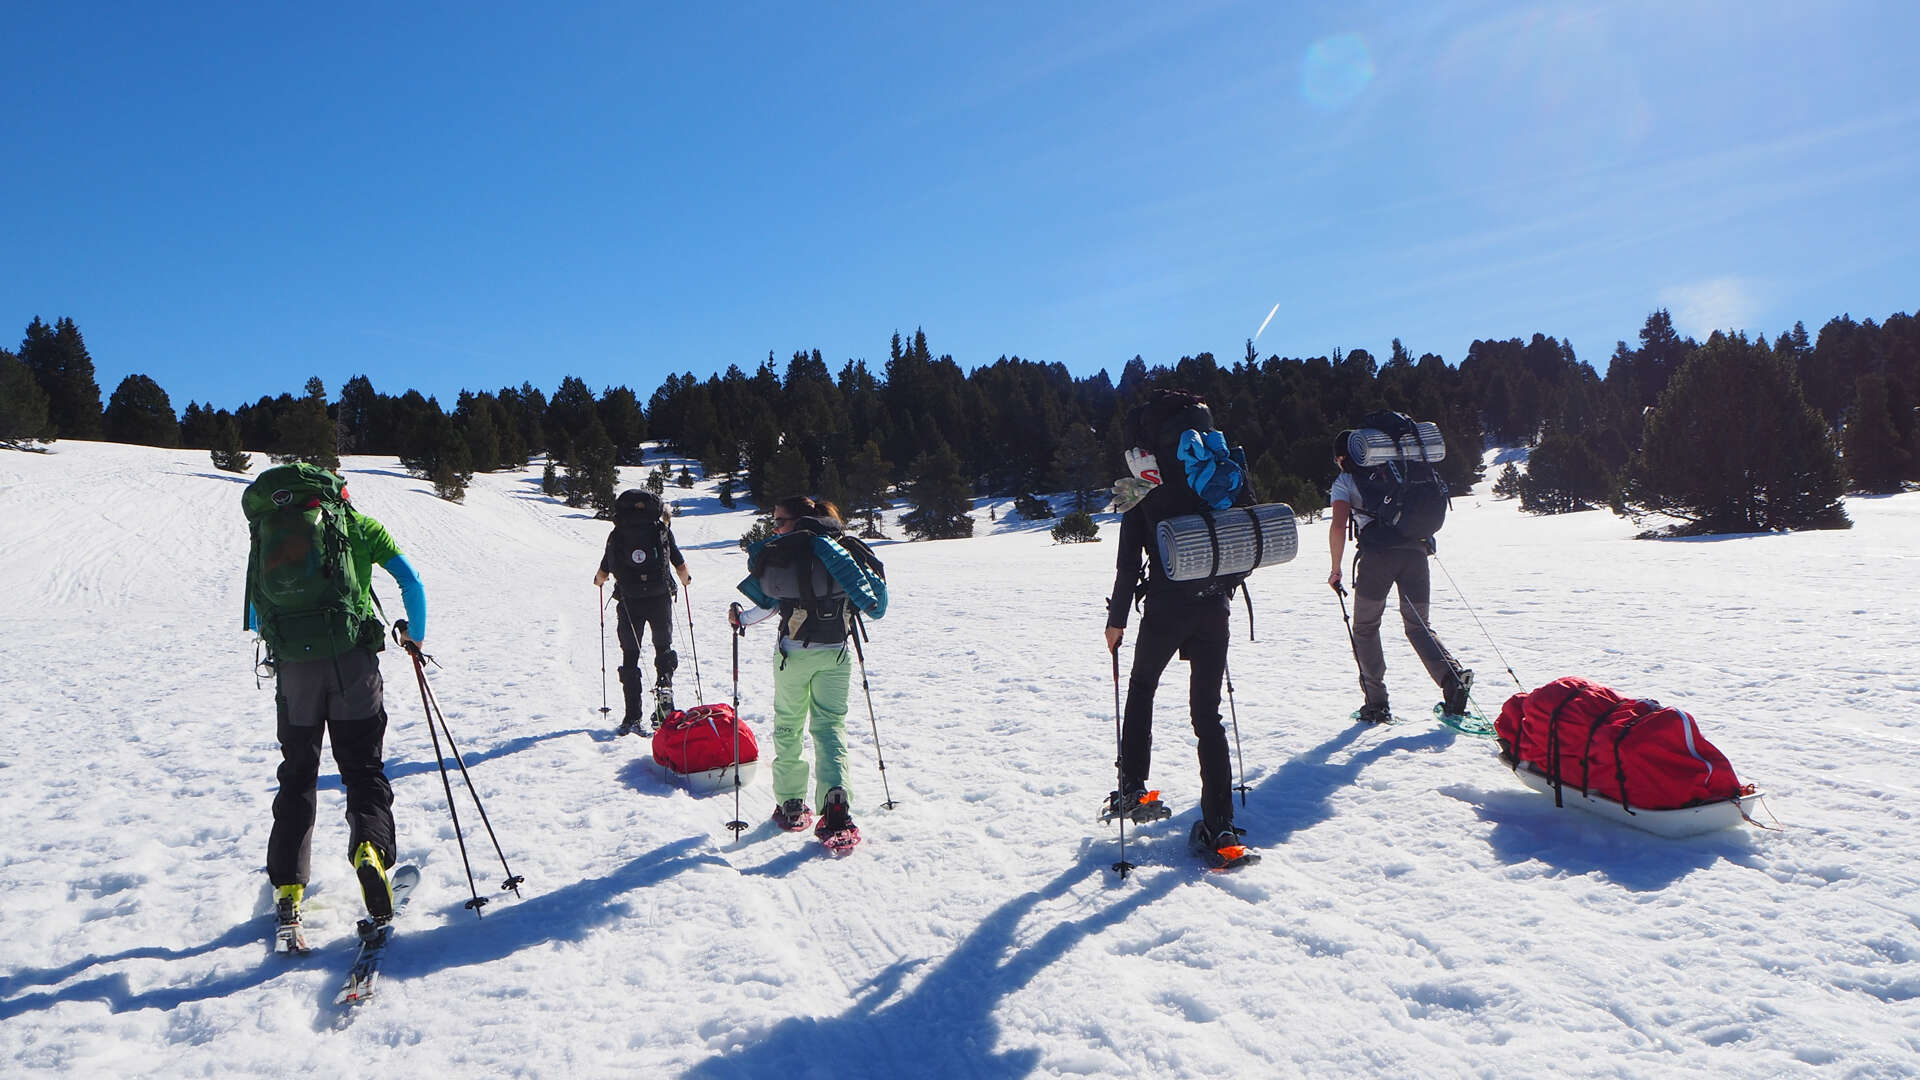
[682,720,1447,1080]
[0,837,722,1025]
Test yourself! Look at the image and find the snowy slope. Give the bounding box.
[2,442,1917,1079]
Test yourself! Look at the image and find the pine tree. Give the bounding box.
[1050,423,1105,512]
[1621,332,1848,533]
[209,414,252,473]
[717,474,736,508]
[901,441,976,541]
[567,418,619,516]
[760,443,808,505]
[0,348,55,447]
[1517,431,1614,513]
[272,377,339,468]
[541,458,560,495]
[1013,492,1052,521]
[844,440,893,531]
[18,316,103,439]
[179,402,223,449]
[336,375,383,454]
[456,391,503,472]
[103,374,180,447]
[1051,510,1100,543]
[1492,462,1523,500]
[598,386,648,465]
[1843,373,1911,493]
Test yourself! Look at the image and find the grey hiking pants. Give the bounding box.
[267,647,395,886]
[1352,543,1460,708]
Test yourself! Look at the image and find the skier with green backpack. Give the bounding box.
[241,462,427,952]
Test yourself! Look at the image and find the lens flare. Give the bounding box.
[1302,33,1374,109]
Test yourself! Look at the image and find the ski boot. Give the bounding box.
[273,883,310,955]
[815,787,861,854]
[1100,785,1172,825]
[772,798,813,832]
[353,841,395,922]
[1188,820,1259,871]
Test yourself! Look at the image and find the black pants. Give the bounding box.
[268,647,394,886]
[616,592,678,687]
[1119,597,1233,830]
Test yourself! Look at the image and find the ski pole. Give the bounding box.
[397,622,524,911]
[849,613,897,810]
[1433,553,1524,690]
[1110,641,1134,880]
[1332,582,1366,699]
[724,603,748,836]
[1224,658,1248,807]
[398,626,485,915]
[681,583,704,706]
[598,583,612,722]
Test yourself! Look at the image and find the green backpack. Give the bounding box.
[242,463,379,661]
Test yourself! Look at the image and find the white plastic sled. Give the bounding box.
[1510,760,1764,838]
[657,759,760,796]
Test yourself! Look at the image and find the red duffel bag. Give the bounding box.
[1496,677,1743,811]
[652,703,759,775]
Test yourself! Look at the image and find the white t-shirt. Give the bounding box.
[1330,472,1370,527]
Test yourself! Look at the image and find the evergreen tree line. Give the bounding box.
[5,307,1914,534]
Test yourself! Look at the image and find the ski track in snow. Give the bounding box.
[2,442,1918,1078]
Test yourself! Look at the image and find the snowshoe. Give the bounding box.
[1433,702,1497,738]
[1188,820,1259,871]
[815,787,861,854]
[272,884,310,955]
[772,798,814,832]
[1100,787,1173,825]
[1353,701,1394,725]
[653,684,674,723]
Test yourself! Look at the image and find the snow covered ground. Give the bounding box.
[2,441,1917,1078]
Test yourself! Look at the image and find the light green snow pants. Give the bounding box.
[771,645,853,809]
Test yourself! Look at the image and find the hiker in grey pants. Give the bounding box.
[1327,436,1469,722]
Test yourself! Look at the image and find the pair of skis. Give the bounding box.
[273,865,422,1007]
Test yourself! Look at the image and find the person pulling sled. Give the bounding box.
[1327,415,1473,725]
[595,489,692,735]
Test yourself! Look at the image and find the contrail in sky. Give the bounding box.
[1253,302,1280,343]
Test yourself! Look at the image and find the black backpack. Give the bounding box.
[609,490,674,596]
[750,517,887,646]
[1124,389,1258,602]
[1124,388,1254,518]
[1351,410,1449,550]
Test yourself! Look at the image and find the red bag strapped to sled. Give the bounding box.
[651,703,760,794]
[1496,677,1765,836]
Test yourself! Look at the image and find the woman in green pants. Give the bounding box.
[730,496,888,843]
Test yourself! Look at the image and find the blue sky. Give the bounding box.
[4,1,1916,410]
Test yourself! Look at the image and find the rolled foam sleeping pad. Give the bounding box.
[1155,502,1299,582]
[1349,422,1446,466]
